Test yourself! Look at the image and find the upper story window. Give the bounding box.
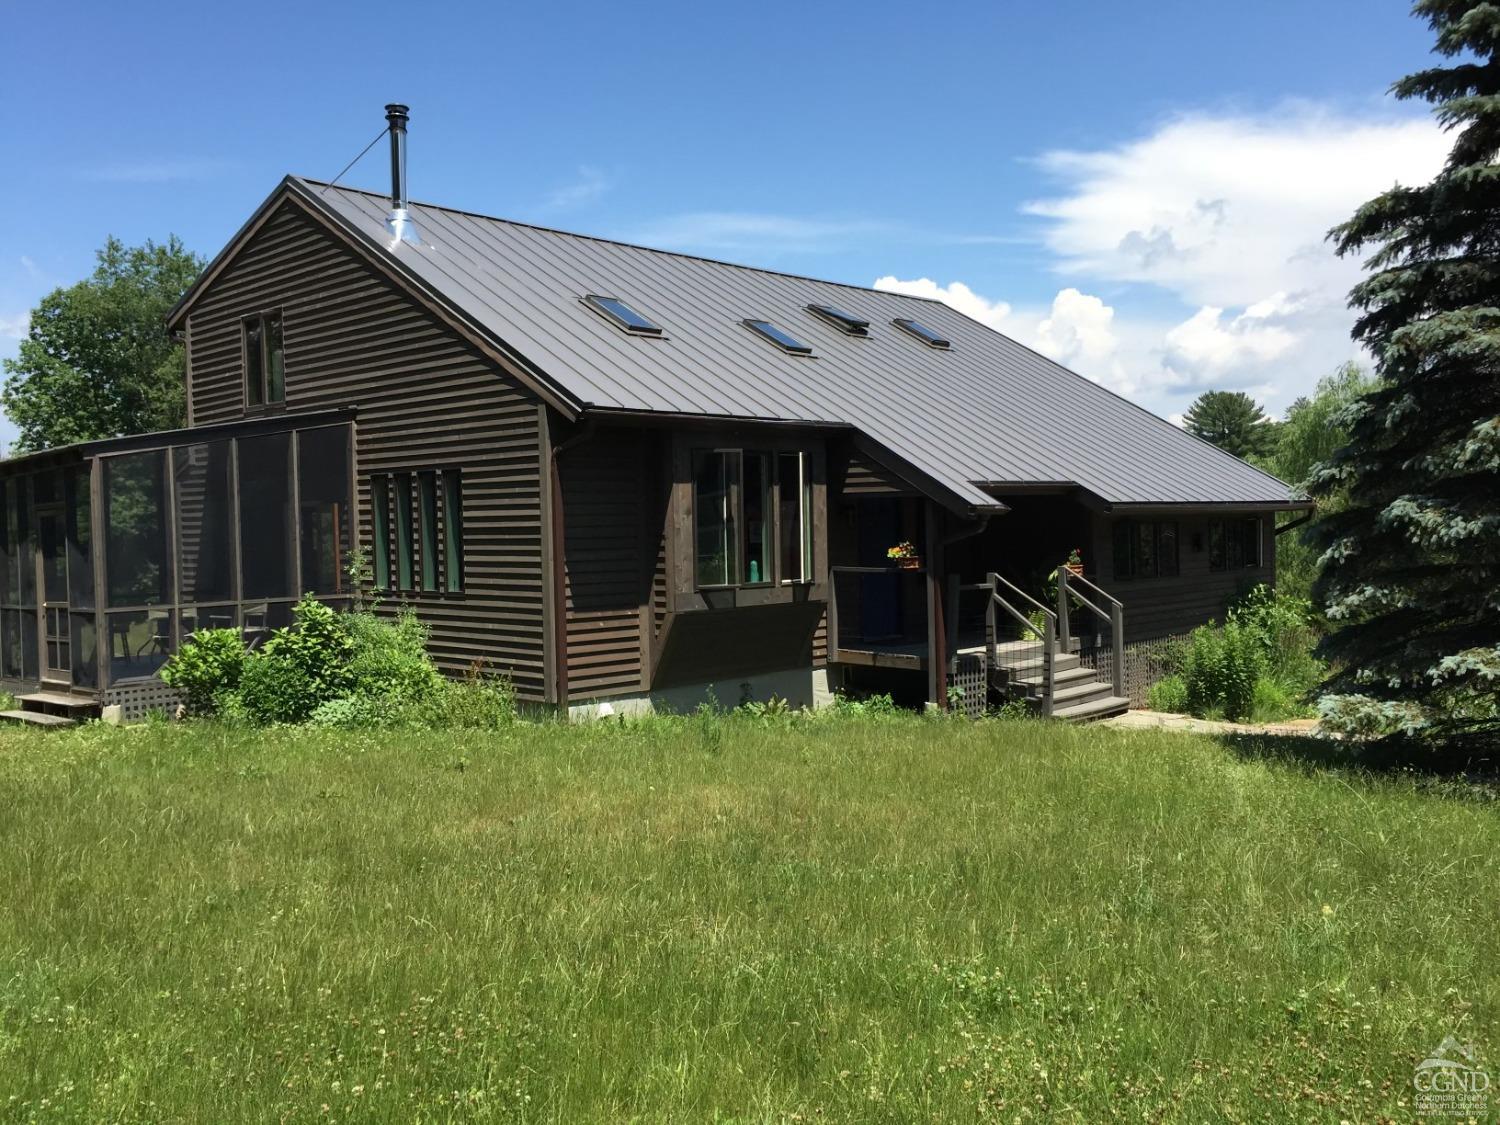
[1210,517,1262,571]
[243,310,285,407]
[1112,519,1179,580]
[693,448,814,589]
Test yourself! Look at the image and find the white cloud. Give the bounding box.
[872,276,1012,330]
[877,107,1450,417]
[0,312,28,340]
[543,165,611,211]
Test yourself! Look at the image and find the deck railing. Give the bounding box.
[1057,568,1125,699]
[985,571,1057,717]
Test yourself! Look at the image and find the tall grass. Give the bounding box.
[0,714,1495,1120]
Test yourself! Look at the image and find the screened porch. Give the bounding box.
[0,411,355,704]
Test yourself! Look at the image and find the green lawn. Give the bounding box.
[0,715,1495,1122]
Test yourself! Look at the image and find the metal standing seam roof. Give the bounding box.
[289,177,1300,511]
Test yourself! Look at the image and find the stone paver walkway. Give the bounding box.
[1102,709,1322,738]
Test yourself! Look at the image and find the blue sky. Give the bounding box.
[0,0,1450,451]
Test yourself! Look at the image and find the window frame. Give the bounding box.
[892,317,951,350]
[367,467,466,596]
[241,309,287,411]
[1209,517,1263,572]
[692,445,816,592]
[743,319,814,356]
[1111,518,1180,581]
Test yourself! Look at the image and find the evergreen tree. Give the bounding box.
[1312,0,1500,743]
[2,236,202,452]
[1182,390,1277,460]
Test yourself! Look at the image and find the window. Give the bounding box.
[693,451,739,587]
[443,471,464,592]
[243,310,285,407]
[1112,519,1179,580]
[419,472,439,591]
[778,451,813,583]
[744,319,813,355]
[368,468,464,593]
[583,294,663,336]
[694,448,814,589]
[1210,517,1262,571]
[892,317,951,349]
[807,304,870,336]
[395,474,414,591]
[371,477,391,590]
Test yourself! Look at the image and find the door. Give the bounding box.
[36,507,70,682]
[857,498,902,640]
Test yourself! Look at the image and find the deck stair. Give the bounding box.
[0,689,101,728]
[979,570,1130,723]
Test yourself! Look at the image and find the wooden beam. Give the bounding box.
[925,501,947,709]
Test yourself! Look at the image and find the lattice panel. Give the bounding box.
[104,680,182,722]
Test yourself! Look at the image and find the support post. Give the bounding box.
[1110,602,1125,700]
[925,502,946,709]
[827,570,840,665]
[1056,567,1071,653]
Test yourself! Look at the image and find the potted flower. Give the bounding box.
[1064,547,1084,577]
[887,541,921,570]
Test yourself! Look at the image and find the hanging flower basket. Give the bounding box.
[887,541,921,570]
[1063,547,1084,577]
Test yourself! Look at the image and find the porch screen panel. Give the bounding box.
[66,466,95,610]
[71,614,98,689]
[297,426,351,596]
[173,442,234,604]
[693,450,739,587]
[238,432,294,599]
[104,452,169,607]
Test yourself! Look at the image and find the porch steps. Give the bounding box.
[0,690,101,729]
[993,652,1129,723]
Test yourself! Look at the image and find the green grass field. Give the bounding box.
[0,714,1495,1122]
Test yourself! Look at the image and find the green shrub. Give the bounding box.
[1148,674,1189,714]
[237,650,321,725]
[425,666,518,728]
[259,597,354,703]
[160,628,247,715]
[1181,621,1262,721]
[827,692,899,718]
[308,695,397,729]
[1228,584,1323,691]
[343,608,444,706]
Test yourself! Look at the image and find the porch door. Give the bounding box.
[36,507,70,682]
[858,498,902,640]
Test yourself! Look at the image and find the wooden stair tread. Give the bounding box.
[18,691,99,712]
[1052,695,1131,722]
[0,709,77,728]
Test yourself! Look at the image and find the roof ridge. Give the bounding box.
[293,176,946,305]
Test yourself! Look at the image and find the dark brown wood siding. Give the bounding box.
[835,447,920,498]
[559,428,662,699]
[184,199,548,698]
[1092,511,1278,643]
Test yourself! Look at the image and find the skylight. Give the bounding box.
[583,294,663,336]
[893,317,951,349]
[744,320,813,355]
[806,304,870,336]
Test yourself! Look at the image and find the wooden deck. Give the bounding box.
[831,635,1048,671]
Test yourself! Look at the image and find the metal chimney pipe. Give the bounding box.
[383,103,421,247]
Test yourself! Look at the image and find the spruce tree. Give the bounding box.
[1312,0,1500,743]
[1181,390,1277,460]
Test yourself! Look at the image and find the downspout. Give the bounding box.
[548,416,597,711]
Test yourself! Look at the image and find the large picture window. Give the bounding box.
[104,451,170,607]
[1210,517,1262,571]
[243,310,285,408]
[297,427,351,595]
[693,448,814,589]
[1112,519,1179,580]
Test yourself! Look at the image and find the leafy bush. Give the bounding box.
[1148,674,1189,714]
[160,628,247,715]
[1182,621,1261,721]
[1228,584,1322,690]
[827,692,899,718]
[308,695,397,729]
[237,650,321,725]
[259,597,354,703]
[421,665,518,728]
[343,608,444,707]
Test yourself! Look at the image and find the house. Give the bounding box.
[0,107,1306,723]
